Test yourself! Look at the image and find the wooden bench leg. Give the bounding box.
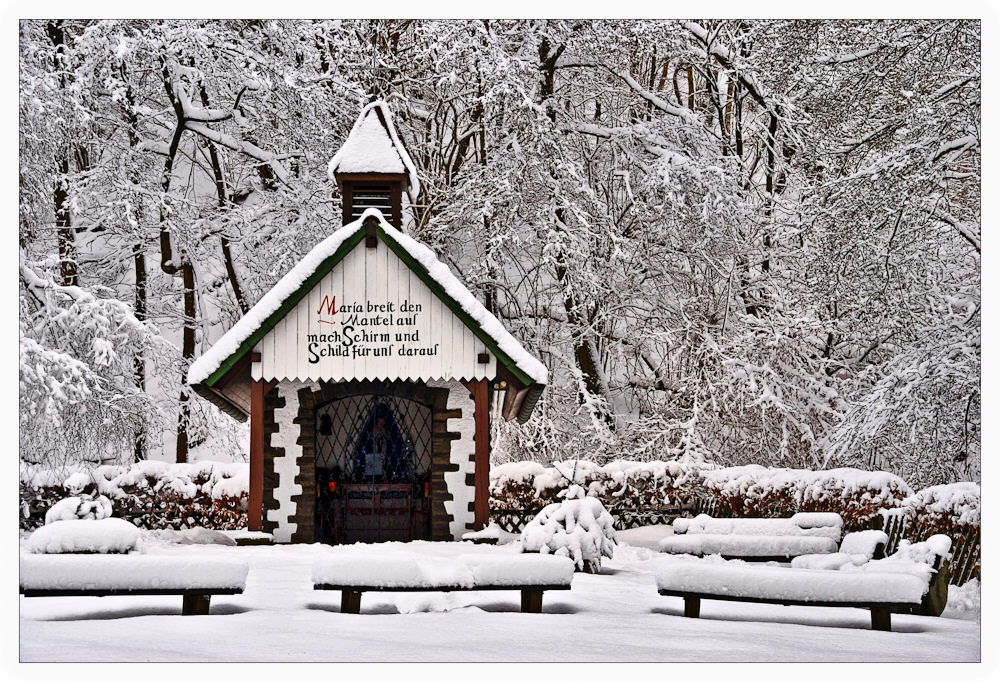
[683,597,701,619]
[341,590,363,614]
[870,607,892,632]
[520,589,544,613]
[182,594,211,616]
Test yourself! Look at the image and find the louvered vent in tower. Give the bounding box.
[349,183,392,222]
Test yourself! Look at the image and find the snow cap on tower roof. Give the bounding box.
[327,100,420,196]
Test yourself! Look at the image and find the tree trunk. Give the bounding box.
[133,248,147,462]
[200,85,250,315]
[54,156,77,286]
[47,21,77,287]
[175,262,197,463]
[159,56,195,463]
[538,32,614,429]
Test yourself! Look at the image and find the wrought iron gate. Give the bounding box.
[314,394,432,544]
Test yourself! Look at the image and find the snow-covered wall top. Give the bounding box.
[327,100,421,196]
[187,208,547,387]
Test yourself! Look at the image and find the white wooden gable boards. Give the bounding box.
[253,226,497,383]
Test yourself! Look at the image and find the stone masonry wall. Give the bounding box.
[427,379,476,538]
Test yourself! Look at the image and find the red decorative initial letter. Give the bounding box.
[317,295,337,317]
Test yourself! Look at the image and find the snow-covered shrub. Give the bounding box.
[490,460,561,510]
[947,578,980,616]
[490,459,707,512]
[521,492,617,573]
[20,461,248,531]
[492,460,921,531]
[591,460,706,508]
[20,479,66,532]
[45,494,113,524]
[42,470,114,524]
[882,483,980,586]
[899,482,980,537]
[701,465,913,530]
[62,472,92,494]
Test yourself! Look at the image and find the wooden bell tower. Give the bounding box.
[337,173,406,228]
[329,101,418,230]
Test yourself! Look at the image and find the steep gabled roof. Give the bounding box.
[188,209,547,422]
[326,100,420,196]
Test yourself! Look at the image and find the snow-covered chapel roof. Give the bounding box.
[188,209,547,422]
[327,100,420,196]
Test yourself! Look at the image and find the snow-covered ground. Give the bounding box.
[17,525,981,667]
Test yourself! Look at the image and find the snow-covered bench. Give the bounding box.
[790,529,889,570]
[658,512,843,561]
[655,534,952,631]
[20,517,249,615]
[19,554,249,615]
[312,552,574,614]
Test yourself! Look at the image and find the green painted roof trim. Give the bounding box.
[202,228,366,388]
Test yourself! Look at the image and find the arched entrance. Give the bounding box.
[314,393,432,543]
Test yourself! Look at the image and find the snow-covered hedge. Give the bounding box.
[888,482,981,550]
[701,465,914,529]
[20,461,248,532]
[492,460,926,531]
[898,482,980,527]
[490,459,707,511]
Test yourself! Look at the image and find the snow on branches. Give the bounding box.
[19,253,164,466]
[17,19,979,487]
[521,495,617,573]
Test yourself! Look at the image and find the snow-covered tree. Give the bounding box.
[19,19,979,489]
[521,486,617,573]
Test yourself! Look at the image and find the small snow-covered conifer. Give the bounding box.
[521,495,617,573]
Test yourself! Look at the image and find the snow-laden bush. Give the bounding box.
[45,494,113,524]
[881,482,980,585]
[521,487,617,573]
[700,465,913,530]
[491,459,707,512]
[43,470,114,524]
[899,482,980,531]
[594,460,706,507]
[492,459,918,531]
[947,578,980,615]
[20,461,248,531]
